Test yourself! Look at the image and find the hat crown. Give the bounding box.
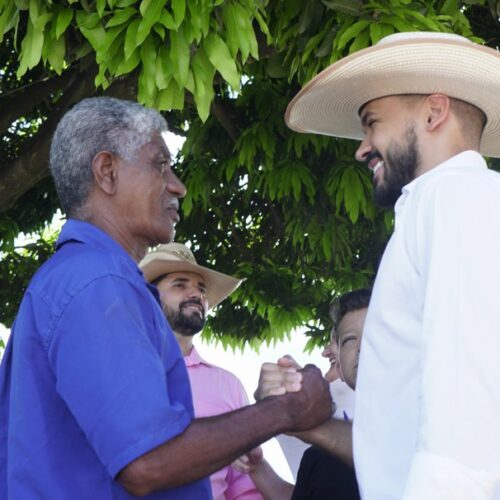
[378,31,472,47]
[156,242,197,264]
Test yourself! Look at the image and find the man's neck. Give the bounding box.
[174,332,193,357]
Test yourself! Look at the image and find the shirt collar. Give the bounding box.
[184,345,212,368]
[56,219,144,278]
[395,150,486,212]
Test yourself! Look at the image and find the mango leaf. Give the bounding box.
[76,11,101,29]
[96,0,106,17]
[203,33,239,89]
[140,35,158,99]
[158,8,176,29]
[192,45,215,121]
[155,43,171,89]
[169,25,190,86]
[17,19,43,77]
[114,0,136,6]
[156,80,185,110]
[115,46,140,75]
[0,1,18,42]
[106,6,137,28]
[46,35,65,74]
[137,0,166,45]
[336,20,370,51]
[55,8,73,39]
[349,27,370,53]
[124,17,140,59]
[322,0,362,14]
[172,0,186,28]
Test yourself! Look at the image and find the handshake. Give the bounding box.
[254,355,332,433]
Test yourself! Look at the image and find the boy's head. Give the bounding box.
[329,289,371,390]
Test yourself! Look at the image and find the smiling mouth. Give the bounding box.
[372,160,384,175]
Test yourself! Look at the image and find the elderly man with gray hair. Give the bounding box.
[0,97,332,500]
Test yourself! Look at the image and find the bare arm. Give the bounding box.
[249,459,294,500]
[118,365,331,496]
[293,419,353,467]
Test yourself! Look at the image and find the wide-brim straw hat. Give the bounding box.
[140,243,244,310]
[285,31,500,158]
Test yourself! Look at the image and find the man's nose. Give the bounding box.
[355,138,373,162]
[166,171,187,198]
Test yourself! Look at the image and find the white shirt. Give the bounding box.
[354,151,500,500]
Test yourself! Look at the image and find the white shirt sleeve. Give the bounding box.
[402,174,500,499]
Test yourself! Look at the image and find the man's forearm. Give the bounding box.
[294,419,353,467]
[118,397,294,495]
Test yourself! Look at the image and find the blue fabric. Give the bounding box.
[0,219,212,499]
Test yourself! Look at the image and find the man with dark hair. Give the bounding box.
[0,97,332,499]
[248,289,371,499]
[286,31,500,499]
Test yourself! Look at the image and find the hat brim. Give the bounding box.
[140,256,243,310]
[285,36,500,158]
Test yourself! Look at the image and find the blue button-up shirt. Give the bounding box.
[0,219,212,499]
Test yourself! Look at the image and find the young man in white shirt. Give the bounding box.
[285,32,500,499]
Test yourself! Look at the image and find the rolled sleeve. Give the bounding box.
[47,275,191,478]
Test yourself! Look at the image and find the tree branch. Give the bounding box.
[0,71,139,214]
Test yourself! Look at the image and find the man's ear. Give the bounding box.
[92,151,118,195]
[423,94,450,132]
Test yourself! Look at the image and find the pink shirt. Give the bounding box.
[185,347,263,500]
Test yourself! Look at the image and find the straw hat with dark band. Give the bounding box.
[285,31,500,158]
[140,243,244,310]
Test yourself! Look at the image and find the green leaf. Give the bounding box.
[0,1,17,42]
[79,24,106,51]
[336,20,370,51]
[369,22,382,44]
[96,0,106,17]
[156,80,185,110]
[192,45,215,121]
[383,16,415,33]
[46,35,65,74]
[17,19,44,77]
[172,0,186,28]
[76,11,101,29]
[349,27,370,53]
[114,0,137,6]
[140,35,158,99]
[15,0,29,9]
[170,25,190,87]
[322,0,362,15]
[441,0,458,15]
[159,8,176,29]
[106,6,137,28]
[124,17,140,59]
[155,44,171,89]
[56,8,73,39]
[97,24,127,63]
[115,45,140,75]
[203,33,239,89]
[137,0,166,45]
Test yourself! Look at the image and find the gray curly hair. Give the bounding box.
[49,97,168,215]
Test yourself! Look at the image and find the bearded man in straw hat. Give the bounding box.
[285,32,500,499]
[140,242,265,500]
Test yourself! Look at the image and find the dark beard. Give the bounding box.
[373,125,420,208]
[164,301,206,337]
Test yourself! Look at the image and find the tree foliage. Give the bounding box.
[1,0,499,349]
